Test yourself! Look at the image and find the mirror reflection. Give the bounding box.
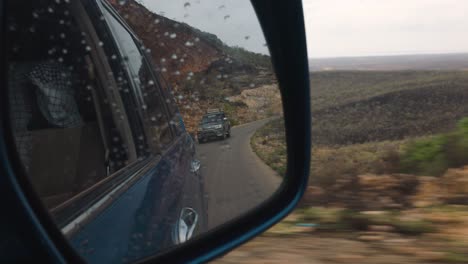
[6,0,284,262]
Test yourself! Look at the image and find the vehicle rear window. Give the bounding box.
[102,7,175,153]
[6,1,134,209]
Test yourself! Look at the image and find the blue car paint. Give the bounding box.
[70,135,193,263]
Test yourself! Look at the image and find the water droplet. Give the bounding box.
[169,33,176,39]
[174,71,181,75]
[85,46,91,51]
[32,12,39,18]
[160,58,166,63]
[148,80,154,86]
[188,72,194,76]
[47,7,54,13]
[145,48,151,53]
[194,37,200,42]
[118,0,126,5]
[150,116,156,121]
[111,54,117,60]
[185,41,194,47]
[161,67,167,72]
[249,83,255,88]
[218,5,225,9]
[8,24,17,31]
[98,41,104,46]
[86,85,92,90]
[164,32,169,36]
[216,74,222,79]
[171,54,177,60]
[244,35,250,40]
[60,33,66,39]
[224,15,230,20]
[154,19,160,24]
[142,105,148,110]
[184,2,190,8]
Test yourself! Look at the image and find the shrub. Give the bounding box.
[393,219,435,235]
[399,117,468,176]
[400,135,448,176]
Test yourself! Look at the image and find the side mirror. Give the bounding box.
[0,0,310,263]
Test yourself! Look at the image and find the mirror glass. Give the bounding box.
[5,0,284,262]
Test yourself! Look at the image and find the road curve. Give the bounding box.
[196,118,283,230]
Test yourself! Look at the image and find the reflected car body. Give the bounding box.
[30,0,207,262]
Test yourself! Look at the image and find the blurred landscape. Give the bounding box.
[219,54,468,263]
[109,1,468,262]
[309,53,468,71]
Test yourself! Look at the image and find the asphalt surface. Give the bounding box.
[196,118,283,230]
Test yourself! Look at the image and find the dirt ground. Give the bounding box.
[214,210,468,264]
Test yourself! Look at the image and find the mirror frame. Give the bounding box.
[0,0,310,262]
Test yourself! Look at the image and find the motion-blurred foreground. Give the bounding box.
[219,68,468,264]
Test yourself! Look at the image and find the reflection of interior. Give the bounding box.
[7,1,127,208]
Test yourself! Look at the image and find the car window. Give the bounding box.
[101,6,175,152]
[6,1,135,210]
[202,114,222,123]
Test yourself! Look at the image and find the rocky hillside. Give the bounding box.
[108,0,278,131]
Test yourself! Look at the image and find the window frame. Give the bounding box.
[22,0,158,234]
[48,0,190,237]
[98,0,181,151]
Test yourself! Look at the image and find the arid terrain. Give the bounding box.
[109,1,468,262]
[109,0,280,132]
[243,68,468,263]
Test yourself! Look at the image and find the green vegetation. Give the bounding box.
[310,71,468,112]
[251,119,287,177]
[222,46,272,69]
[221,101,247,126]
[401,118,468,176]
[442,252,468,263]
[311,71,468,146]
[293,207,435,235]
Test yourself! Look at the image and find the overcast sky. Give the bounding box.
[139,0,468,58]
[139,0,269,54]
[304,0,468,58]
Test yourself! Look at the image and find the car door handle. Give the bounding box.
[190,159,201,174]
[172,207,199,244]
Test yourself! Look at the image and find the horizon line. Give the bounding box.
[308,51,468,60]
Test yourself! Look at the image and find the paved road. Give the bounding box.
[196,118,283,230]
